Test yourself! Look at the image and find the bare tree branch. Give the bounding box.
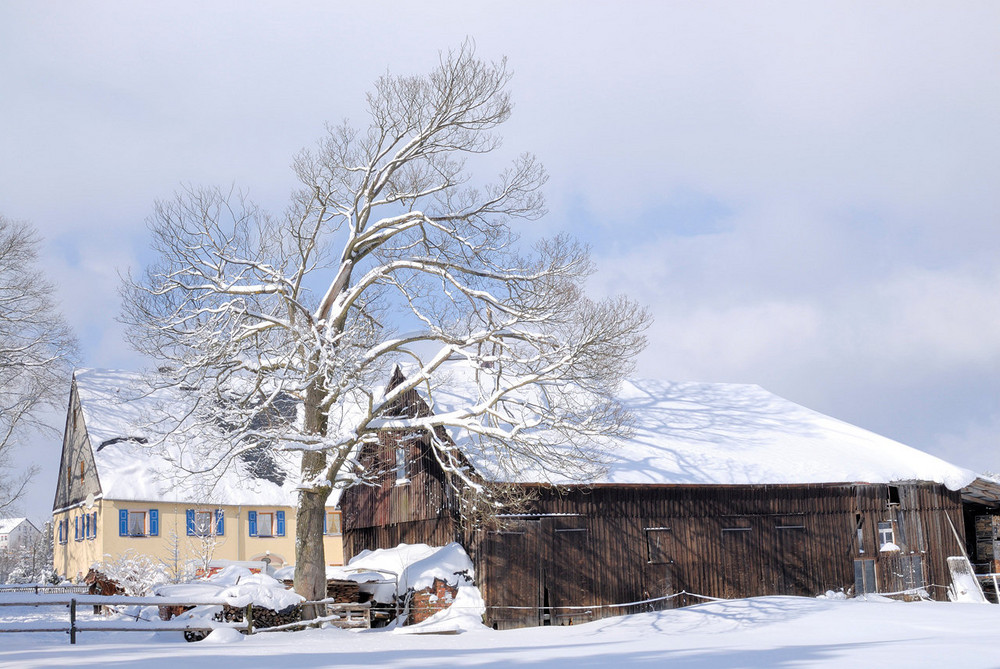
[0,216,78,510]
[121,40,651,608]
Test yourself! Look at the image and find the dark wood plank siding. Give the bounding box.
[342,479,966,627]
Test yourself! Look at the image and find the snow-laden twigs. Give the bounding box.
[121,41,650,605]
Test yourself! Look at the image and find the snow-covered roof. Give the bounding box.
[74,369,319,507]
[413,362,977,490]
[0,518,32,535]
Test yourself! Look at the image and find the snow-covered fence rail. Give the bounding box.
[0,584,88,595]
[0,593,370,643]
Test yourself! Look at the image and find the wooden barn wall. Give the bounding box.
[342,481,965,628]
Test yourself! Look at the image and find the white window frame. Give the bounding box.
[128,510,148,537]
[257,512,274,537]
[877,520,894,547]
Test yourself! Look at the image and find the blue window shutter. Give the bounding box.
[215,508,225,536]
[57,520,63,543]
[186,509,196,536]
[276,510,285,537]
[323,512,327,534]
[119,509,128,537]
[74,515,80,540]
[248,510,257,537]
[149,509,159,536]
[93,512,98,538]
[84,514,90,539]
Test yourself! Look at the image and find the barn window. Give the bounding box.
[888,485,900,506]
[776,516,805,529]
[721,518,752,533]
[855,515,865,554]
[395,444,409,484]
[853,559,877,594]
[878,521,895,548]
[645,528,673,564]
[896,555,924,590]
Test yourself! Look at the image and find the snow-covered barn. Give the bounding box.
[52,369,345,581]
[341,363,1000,628]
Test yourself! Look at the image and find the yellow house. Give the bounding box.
[53,369,343,581]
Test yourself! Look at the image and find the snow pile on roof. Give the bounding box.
[404,361,977,490]
[155,566,303,611]
[73,369,327,506]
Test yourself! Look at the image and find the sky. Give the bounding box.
[1,2,998,521]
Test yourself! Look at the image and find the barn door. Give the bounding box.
[774,519,810,596]
[721,518,762,598]
[545,518,594,625]
[483,519,542,629]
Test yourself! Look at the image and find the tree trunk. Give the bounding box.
[294,466,330,619]
[294,379,331,619]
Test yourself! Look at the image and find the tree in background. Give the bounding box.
[122,42,650,608]
[0,217,78,512]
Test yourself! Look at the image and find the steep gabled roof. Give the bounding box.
[72,369,310,506]
[397,361,977,490]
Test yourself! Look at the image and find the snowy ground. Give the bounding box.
[2,596,1000,668]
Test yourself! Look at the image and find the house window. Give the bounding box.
[119,509,159,537]
[186,509,224,537]
[88,511,97,540]
[57,519,67,545]
[249,510,285,538]
[324,511,342,536]
[128,511,146,536]
[79,461,85,483]
[195,511,212,534]
[878,520,895,547]
[645,527,673,564]
[258,512,273,537]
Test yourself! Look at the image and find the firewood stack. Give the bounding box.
[215,602,303,629]
[326,578,364,603]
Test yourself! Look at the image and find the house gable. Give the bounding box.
[52,376,102,511]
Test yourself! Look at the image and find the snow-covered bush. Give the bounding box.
[98,549,169,596]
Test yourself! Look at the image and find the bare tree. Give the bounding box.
[0,217,78,512]
[122,42,650,607]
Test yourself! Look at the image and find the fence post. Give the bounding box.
[245,603,253,635]
[69,598,77,645]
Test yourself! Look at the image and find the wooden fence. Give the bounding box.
[0,594,370,644]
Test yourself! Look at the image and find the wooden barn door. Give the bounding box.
[774,520,810,596]
[721,519,763,598]
[482,519,542,629]
[545,519,594,625]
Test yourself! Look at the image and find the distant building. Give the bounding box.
[53,370,344,581]
[342,362,1000,628]
[0,518,41,552]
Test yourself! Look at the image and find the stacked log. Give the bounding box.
[326,579,363,603]
[216,602,303,629]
